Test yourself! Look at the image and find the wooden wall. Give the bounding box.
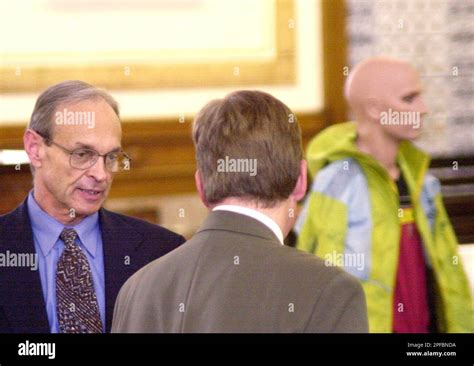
[0,0,339,216]
[0,113,327,215]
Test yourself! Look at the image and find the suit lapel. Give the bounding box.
[99,209,145,332]
[2,203,149,333]
[1,200,50,333]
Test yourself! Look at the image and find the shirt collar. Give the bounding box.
[212,204,284,244]
[27,191,100,257]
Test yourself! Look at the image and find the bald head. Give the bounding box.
[344,56,428,141]
[345,57,419,111]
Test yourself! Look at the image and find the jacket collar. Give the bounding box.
[307,121,430,197]
[196,210,283,246]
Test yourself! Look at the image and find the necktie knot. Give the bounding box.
[60,228,78,249]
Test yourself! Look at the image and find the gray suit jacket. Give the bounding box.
[112,211,368,333]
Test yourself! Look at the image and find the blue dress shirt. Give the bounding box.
[27,191,106,333]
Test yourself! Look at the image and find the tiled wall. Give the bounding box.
[346,0,474,157]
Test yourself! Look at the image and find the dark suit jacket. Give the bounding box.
[0,199,185,333]
[112,211,368,333]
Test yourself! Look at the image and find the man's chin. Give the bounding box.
[68,199,104,219]
[407,129,423,141]
[396,127,422,141]
[71,188,105,213]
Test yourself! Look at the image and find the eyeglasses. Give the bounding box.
[37,132,131,172]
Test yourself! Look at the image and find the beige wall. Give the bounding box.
[0,0,323,125]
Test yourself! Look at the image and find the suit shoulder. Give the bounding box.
[0,212,9,225]
[100,208,185,242]
[279,247,365,299]
[125,236,202,282]
[0,204,22,222]
[291,248,365,305]
[0,204,25,237]
[277,245,358,283]
[118,239,191,296]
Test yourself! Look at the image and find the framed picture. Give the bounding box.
[0,0,296,92]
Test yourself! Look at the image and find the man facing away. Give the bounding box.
[112,90,368,333]
[295,56,472,333]
[0,80,185,333]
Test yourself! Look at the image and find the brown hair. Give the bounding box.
[192,90,303,207]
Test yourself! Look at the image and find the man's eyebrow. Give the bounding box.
[73,142,122,153]
[107,147,122,153]
[73,142,95,149]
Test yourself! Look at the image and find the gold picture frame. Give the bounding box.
[0,0,295,93]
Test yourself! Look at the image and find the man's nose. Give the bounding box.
[87,155,108,182]
[418,96,428,116]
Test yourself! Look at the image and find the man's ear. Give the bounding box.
[195,170,210,208]
[24,129,44,170]
[292,160,307,202]
[364,97,384,121]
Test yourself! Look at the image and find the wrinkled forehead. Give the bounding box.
[52,99,122,152]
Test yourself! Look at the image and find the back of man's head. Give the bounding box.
[192,90,303,208]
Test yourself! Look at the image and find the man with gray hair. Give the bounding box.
[0,80,185,333]
[112,90,368,333]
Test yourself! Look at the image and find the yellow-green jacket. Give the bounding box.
[296,122,473,332]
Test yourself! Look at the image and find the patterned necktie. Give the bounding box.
[56,228,103,333]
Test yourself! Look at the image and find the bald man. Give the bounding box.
[295,56,472,333]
